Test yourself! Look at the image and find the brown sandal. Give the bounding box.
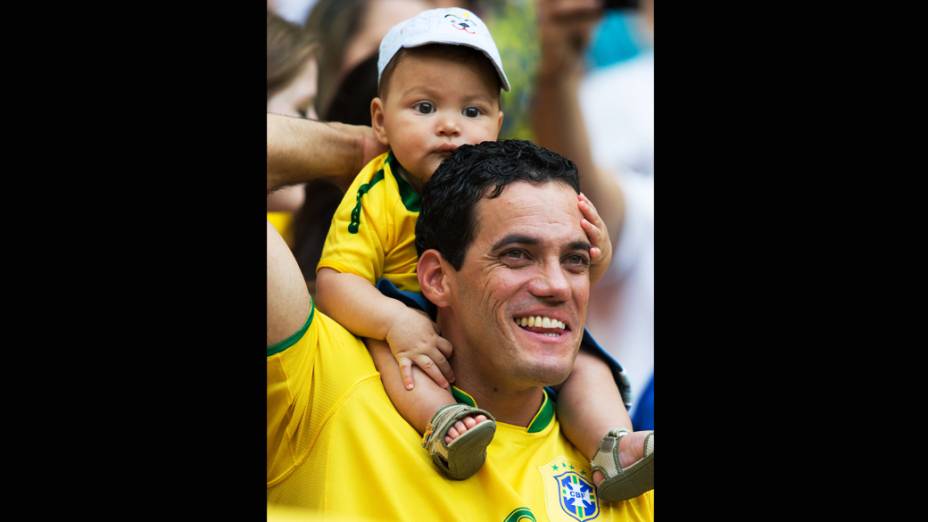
[590,428,654,501]
[422,403,496,480]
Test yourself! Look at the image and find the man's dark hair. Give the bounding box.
[416,140,580,269]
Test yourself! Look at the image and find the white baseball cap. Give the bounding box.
[377,7,511,92]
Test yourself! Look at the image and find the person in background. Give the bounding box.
[305,0,431,120]
[267,10,321,245]
[531,0,654,427]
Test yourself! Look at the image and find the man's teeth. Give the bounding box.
[516,316,566,330]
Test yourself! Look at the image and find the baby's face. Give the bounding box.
[373,52,503,188]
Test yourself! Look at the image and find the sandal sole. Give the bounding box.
[444,420,496,480]
[597,452,654,502]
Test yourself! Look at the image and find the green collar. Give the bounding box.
[386,153,421,212]
[450,386,555,433]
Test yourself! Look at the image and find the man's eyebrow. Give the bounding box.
[491,234,539,251]
[567,241,592,252]
[490,236,592,252]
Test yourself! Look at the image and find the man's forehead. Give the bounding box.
[473,181,583,243]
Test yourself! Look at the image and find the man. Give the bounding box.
[267,128,653,520]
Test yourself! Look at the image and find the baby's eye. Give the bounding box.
[463,106,481,118]
[414,102,434,114]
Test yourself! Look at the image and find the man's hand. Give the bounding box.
[536,0,603,81]
[578,192,613,284]
[266,114,388,193]
[385,307,455,390]
[324,120,388,177]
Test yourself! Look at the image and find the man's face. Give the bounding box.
[372,51,503,188]
[443,181,590,392]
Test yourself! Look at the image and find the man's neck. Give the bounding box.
[452,378,546,428]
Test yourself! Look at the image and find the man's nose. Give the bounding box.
[528,262,571,303]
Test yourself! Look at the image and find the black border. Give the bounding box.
[42,4,268,516]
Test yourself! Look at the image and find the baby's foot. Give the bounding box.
[444,414,489,445]
[591,430,650,487]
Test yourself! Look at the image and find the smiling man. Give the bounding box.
[413,144,593,422]
[267,140,653,521]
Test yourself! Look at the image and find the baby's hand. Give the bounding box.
[385,307,454,390]
[579,192,613,285]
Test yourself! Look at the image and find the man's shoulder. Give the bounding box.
[267,302,369,372]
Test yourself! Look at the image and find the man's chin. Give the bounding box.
[524,364,574,389]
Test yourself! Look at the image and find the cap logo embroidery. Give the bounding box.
[444,13,476,34]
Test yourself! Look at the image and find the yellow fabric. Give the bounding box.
[317,151,421,292]
[267,307,654,521]
[267,211,295,247]
[267,503,378,522]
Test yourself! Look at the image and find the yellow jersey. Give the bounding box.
[267,300,654,521]
[317,151,421,292]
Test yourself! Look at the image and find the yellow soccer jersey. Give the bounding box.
[317,151,421,292]
[267,301,654,522]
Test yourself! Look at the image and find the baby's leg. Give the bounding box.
[367,339,487,444]
[557,349,649,485]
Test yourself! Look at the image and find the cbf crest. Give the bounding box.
[553,469,599,522]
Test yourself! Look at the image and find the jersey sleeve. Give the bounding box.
[266,298,379,487]
[266,300,319,486]
[316,167,390,284]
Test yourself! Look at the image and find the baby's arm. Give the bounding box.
[316,269,467,437]
[315,268,454,389]
[367,338,457,434]
[578,192,613,286]
[555,350,632,461]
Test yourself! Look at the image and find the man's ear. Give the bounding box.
[417,249,451,307]
[496,110,504,135]
[370,97,390,146]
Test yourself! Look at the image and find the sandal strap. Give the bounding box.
[422,403,496,451]
[590,427,631,477]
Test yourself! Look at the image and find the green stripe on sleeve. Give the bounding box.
[266,299,315,357]
[348,167,386,234]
